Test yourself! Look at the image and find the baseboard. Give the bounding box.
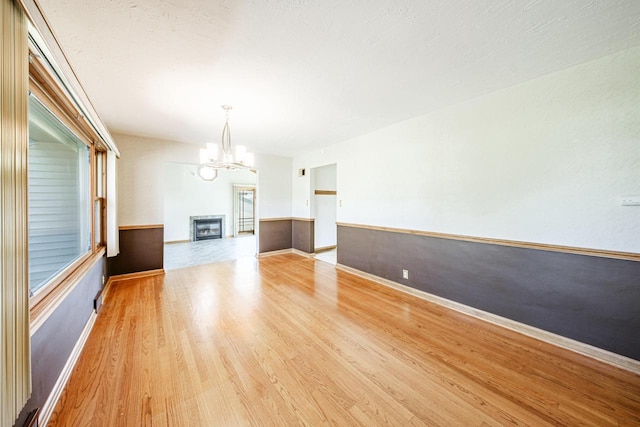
[292,249,315,258]
[258,248,294,258]
[38,310,98,426]
[102,274,117,304]
[315,245,337,253]
[107,268,165,282]
[258,248,315,259]
[336,263,640,375]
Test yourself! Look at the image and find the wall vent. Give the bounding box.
[94,290,103,313]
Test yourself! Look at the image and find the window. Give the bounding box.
[28,96,91,295]
[95,151,105,247]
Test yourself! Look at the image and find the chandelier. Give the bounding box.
[198,105,255,181]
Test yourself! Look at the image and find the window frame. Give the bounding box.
[28,48,107,326]
[94,150,107,248]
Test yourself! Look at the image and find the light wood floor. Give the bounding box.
[50,254,640,426]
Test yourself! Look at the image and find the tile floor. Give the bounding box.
[164,234,257,270]
[165,236,337,270]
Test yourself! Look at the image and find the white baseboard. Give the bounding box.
[107,268,164,282]
[258,248,294,258]
[39,311,98,426]
[336,263,640,375]
[315,245,337,253]
[258,248,315,258]
[292,249,315,258]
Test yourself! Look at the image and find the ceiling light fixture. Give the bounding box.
[198,105,255,181]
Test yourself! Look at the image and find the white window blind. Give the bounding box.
[28,96,91,294]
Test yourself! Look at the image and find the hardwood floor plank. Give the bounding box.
[50,254,640,426]
[325,263,633,424]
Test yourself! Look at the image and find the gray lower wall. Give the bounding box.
[258,218,315,254]
[259,219,293,253]
[14,256,106,427]
[292,219,314,253]
[337,225,640,361]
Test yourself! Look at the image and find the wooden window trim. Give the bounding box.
[91,143,97,252]
[29,76,94,147]
[29,251,92,310]
[28,50,98,146]
[28,47,109,326]
[95,197,106,247]
[94,151,107,248]
[30,247,106,335]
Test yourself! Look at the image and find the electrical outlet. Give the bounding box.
[102,275,105,285]
[402,269,409,280]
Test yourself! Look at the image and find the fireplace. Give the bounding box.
[193,218,223,241]
[189,215,225,241]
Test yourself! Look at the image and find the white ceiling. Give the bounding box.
[36,0,640,156]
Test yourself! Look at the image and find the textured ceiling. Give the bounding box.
[35,0,640,156]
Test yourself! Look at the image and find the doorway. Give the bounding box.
[311,164,337,264]
[234,185,256,236]
[163,163,257,270]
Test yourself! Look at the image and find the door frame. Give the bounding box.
[233,184,256,237]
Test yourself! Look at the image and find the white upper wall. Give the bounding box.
[254,154,293,219]
[292,46,640,253]
[116,135,167,225]
[115,134,292,226]
[313,163,337,190]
